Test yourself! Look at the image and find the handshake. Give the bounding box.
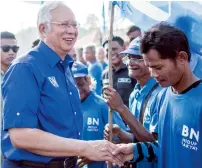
[77,124,134,167]
[78,140,134,167]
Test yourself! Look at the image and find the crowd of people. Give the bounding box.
[1,1,201,168]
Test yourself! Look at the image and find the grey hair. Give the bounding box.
[85,45,96,56]
[37,1,65,37]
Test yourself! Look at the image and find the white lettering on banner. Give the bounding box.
[118,78,131,83]
[181,125,200,151]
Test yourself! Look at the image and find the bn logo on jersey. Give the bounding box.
[181,125,200,151]
[87,117,99,132]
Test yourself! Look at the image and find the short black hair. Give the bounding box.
[141,23,191,62]
[32,39,40,48]
[102,36,124,48]
[126,25,141,36]
[0,31,16,39]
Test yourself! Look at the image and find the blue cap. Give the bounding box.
[72,61,88,78]
[120,36,142,56]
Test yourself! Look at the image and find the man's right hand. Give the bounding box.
[104,124,121,141]
[83,140,124,167]
[113,143,134,162]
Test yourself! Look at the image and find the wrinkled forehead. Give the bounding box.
[1,38,17,46]
[50,4,76,22]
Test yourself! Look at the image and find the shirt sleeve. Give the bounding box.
[131,141,158,163]
[2,63,40,131]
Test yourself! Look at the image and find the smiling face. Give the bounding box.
[126,55,150,80]
[40,4,78,57]
[143,49,185,87]
[104,41,124,67]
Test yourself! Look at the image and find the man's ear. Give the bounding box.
[176,51,188,65]
[39,23,49,38]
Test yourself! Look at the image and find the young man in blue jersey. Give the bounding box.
[104,37,161,168]
[112,23,202,168]
[72,61,127,168]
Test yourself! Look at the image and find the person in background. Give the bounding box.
[1,31,19,76]
[84,45,102,96]
[72,61,127,168]
[102,36,136,108]
[126,25,142,42]
[96,47,108,71]
[69,47,77,61]
[77,47,86,65]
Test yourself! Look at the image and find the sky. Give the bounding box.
[1,0,202,34]
[0,0,105,33]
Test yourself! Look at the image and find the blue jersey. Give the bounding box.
[158,81,202,168]
[101,62,108,71]
[129,78,161,168]
[88,62,102,96]
[190,53,202,78]
[81,91,127,168]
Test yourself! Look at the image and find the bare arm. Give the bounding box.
[9,128,87,157]
[9,128,123,165]
[119,105,157,142]
[103,86,157,142]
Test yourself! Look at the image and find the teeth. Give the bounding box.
[64,38,73,41]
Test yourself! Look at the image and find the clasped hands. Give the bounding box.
[77,140,134,167]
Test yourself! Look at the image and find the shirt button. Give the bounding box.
[79,132,81,136]
[17,112,20,116]
[69,92,72,95]
[60,61,63,64]
[74,112,76,115]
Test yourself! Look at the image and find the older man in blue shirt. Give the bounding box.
[1,2,124,168]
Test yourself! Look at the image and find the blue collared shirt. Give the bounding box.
[1,41,83,163]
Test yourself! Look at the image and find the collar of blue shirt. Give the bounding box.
[38,41,74,68]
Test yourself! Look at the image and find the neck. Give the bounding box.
[44,40,67,60]
[1,63,8,73]
[113,63,123,71]
[172,67,199,94]
[89,57,96,63]
[136,74,151,88]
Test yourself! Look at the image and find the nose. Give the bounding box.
[66,26,77,34]
[8,49,15,55]
[149,68,159,78]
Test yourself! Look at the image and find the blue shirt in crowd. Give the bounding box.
[1,41,83,163]
[88,61,102,96]
[129,78,161,168]
[81,91,127,168]
[158,81,202,168]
